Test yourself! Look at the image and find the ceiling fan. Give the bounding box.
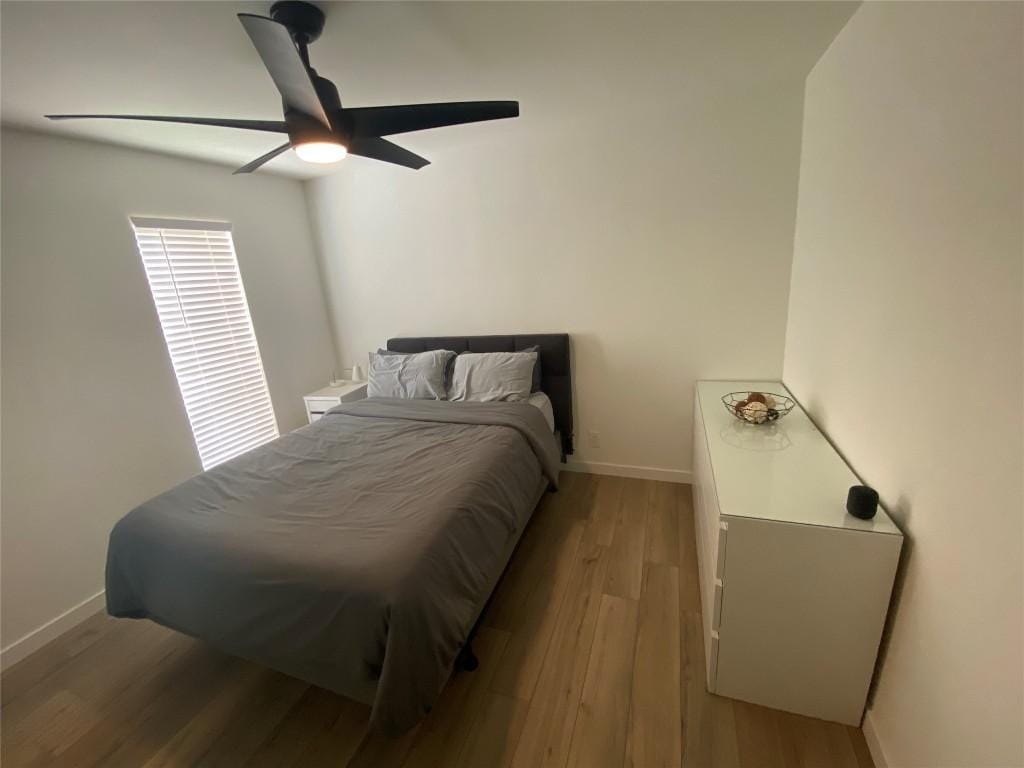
[45,1,519,174]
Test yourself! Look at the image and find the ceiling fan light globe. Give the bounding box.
[295,141,348,164]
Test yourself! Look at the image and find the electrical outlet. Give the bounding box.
[588,430,601,448]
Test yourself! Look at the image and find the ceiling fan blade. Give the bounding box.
[348,137,430,170]
[237,14,330,128]
[344,101,519,138]
[45,115,288,133]
[233,142,293,175]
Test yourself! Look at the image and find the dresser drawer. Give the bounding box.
[693,389,727,690]
[306,397,340,414]
[304,383,368,425]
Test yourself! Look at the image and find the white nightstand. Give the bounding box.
[304,381,368,423]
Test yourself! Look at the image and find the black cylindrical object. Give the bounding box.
[847,485,879,520]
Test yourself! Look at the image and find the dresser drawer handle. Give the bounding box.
[716,521,728,579]
[708,630,721,691]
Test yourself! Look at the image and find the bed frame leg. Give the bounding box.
[457,641,479,672]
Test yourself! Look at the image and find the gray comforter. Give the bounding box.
[106,398,560,735]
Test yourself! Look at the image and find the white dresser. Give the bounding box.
[303,382,368,423]
[692,380,902,726]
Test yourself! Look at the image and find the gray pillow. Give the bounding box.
[367,349,454,400]
[378,347,457,390]
[522,345,543,392]
[378,346,540,392]
[449,351,537,403]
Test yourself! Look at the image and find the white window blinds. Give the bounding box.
[131,217,279,470]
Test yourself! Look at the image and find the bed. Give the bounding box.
[105,333,573,737]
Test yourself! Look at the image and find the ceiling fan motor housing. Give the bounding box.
[285,108,343,146]
[270,1,345,143]
[269,1,325,46]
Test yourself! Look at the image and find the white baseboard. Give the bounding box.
[862,710,888,768]
[1,590,106,671]
[562,460,692,485]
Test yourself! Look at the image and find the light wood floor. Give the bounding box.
[1,474,874,768]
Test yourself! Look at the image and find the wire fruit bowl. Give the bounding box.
[721,391,795,425]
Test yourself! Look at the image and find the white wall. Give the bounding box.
[0,129,337,663]
[783,3,1023,766]
[304,2,857,478]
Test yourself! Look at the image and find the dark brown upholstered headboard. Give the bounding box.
[386,334,573,457]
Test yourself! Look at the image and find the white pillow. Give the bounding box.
[367,349,453,400]
[449,351,537,403]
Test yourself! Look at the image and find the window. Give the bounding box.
[131,217,278,469]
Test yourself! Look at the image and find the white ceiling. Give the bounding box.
[0,1,858,179]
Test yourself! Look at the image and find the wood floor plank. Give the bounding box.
[557,469,578,494]
[347,725,419,768]
[625,562,681,768]
[482,497,576,632]
[822,719,864,768]
[187,669,309,767]
[510,543,609,768]
[139,664,307,768]
[401,626,510,768]
[562,471,598,521]
[772,709,869,768]
[1,621,185,767]
[644,482,681,566]
[710,693,743,768]
[680,610,740,768]
[56,640,239,768]
[565,594,640,768]
[680,609,712,766]
[770,710,805,768]
[848,725,876,768]
[455,693,529,768]
[603,479,650,600]
[582,475,624,547]
[677,486,702,612]
[733,700,788,768]
[63,620,180,710]
[244,685,348,767]
[2,689,102,767]
[489,519,584,699]
[2,618,170,734]
[293,698,371,768]
[1,612,117,708]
